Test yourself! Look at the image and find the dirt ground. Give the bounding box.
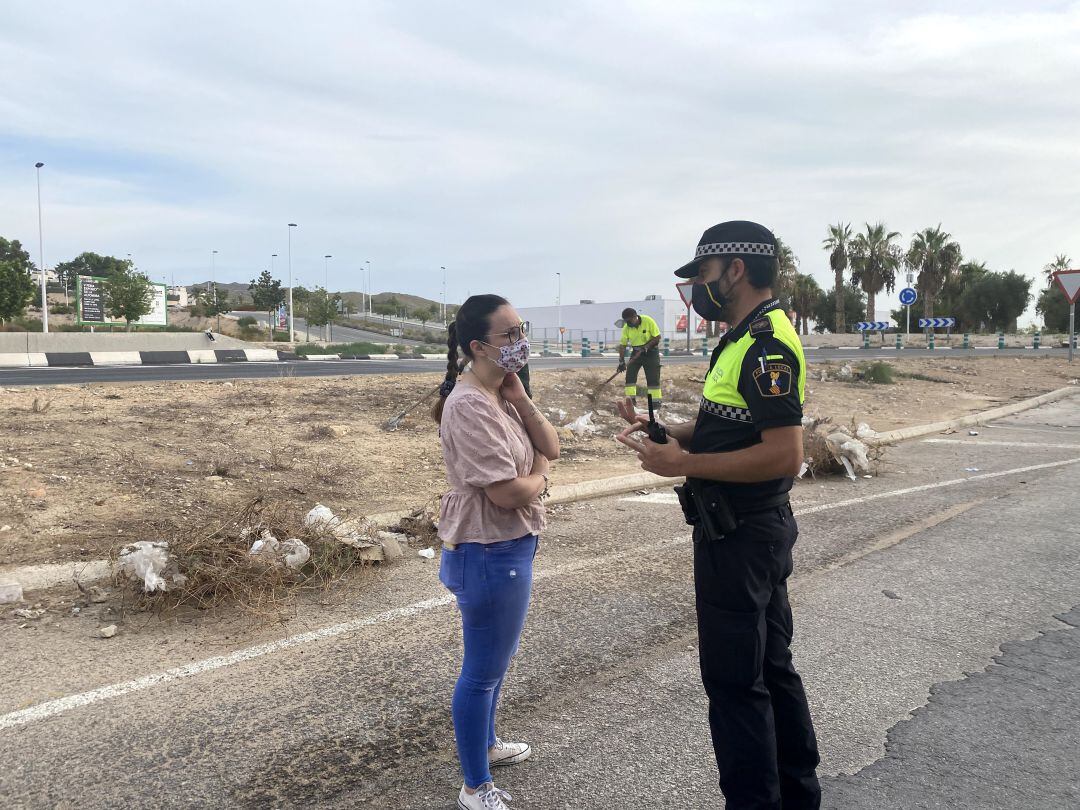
[1,355,1077,567]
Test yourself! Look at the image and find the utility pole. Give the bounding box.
[287,224,298,342]
[35,162,48,333]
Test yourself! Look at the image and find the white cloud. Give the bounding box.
[0,0,1077,322]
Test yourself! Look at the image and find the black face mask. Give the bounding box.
[691,270,730,321]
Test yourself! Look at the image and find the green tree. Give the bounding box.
[104,265,154,331]
[249,270,284,336]
[0,237,34,270]
[0,260,36,322]
[305,288,340,330]
[849,223,902,324]
[823,222,852,334]
[815,285,866,334]
[790,273,822,335]
[1036,285,1074,333]
[957,271,1032,332]
[907,226,963,329]
[54,252,132,290]
[1043,254,1073,286]
[416,305,439,329]
[935,260,988,330]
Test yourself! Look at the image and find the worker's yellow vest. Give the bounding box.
[703,308,806,414]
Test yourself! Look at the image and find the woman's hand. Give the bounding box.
[499,371,529,405]
[531,452,550,479]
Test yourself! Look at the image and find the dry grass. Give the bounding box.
[114,496,388,620]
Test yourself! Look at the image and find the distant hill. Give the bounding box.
[189,282,447,314]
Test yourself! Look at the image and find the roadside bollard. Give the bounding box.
[581,337,590,358]
[963,333,970,350]
[565,338,572,354]
[928,331,935,350]
[598,339,606,355]
[862,331,870,349]
[895,333,903,350]
[998,332,1005,350]
[663,337,670,356]
[1033,330,1041,350]
[543,339,549,355]
[701,337,709,356]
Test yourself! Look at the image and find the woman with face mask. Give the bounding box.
[431,294,560,810]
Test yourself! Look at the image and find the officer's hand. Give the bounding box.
[616,362,626,372]
[616,432,687,477]
[616,397,647,426]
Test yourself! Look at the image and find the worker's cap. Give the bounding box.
[674,220,778,278]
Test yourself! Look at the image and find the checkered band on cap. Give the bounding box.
[695,242,776,259]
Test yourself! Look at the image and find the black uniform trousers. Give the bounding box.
[693,503,821,809]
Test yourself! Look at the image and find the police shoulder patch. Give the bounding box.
[752,363,793,397]
[749,317,773,336]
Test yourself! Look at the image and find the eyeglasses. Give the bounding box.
[486,321,530,342]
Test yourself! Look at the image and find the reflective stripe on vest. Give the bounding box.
[701,309,806,415]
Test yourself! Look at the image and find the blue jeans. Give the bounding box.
[439,535,538,789]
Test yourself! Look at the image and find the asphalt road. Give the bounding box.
[3,397,1079,807]
[0,347,1071,387]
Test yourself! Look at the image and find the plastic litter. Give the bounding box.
[968,430,979,436]
[304,503,341,530]
[840,439,871,473]
[418,548,436,559]
[281,538,311,570]
[855,423,877,440]
[840,457,857,481]
[797,461,810,479]
[567,411,599,435]
[248,529,280,556]
[964,467,980,472]
[0,583,23,604]
[118,541,171,593]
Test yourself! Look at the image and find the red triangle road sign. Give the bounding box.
[1053,270,1080,304]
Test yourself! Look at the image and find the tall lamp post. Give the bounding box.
[270,253,278,337]
[441,265,447,323]
[287,223,298,342]
[34,162,48,333]
[365,259,372,316]
[324,254,333,341]
[210,249,219,332]
[556,271,562,343]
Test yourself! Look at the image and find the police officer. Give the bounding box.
[617,221,821,809]
[617,308,663,408]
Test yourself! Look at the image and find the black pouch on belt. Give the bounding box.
[674,484,699,526]
[689,481,739,541]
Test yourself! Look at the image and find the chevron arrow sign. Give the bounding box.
[856,322,890,331]
[918,317,956,328]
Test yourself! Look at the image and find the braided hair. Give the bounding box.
[431,294,509,424]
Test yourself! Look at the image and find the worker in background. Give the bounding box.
[617,307,663,409]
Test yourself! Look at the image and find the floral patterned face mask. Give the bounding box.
[482,336,531,374]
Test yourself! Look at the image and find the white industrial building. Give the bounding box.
[518,295,711,350]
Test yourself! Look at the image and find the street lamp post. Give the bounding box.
[365,259,372,316]
[441,266,446,323]
[211,249,219,332]
[270,253,278,338]
[287,224,298,342]
[34,162,48,333]
[324,254,333,341]
[556,272,562,341]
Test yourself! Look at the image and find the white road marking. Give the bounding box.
[923,438,1080,450]
[619,457,1080,515]
[0,534,690,732]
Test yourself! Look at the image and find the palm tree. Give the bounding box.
[849,223,902,326]
[790,273,822,335]
[907,226,962,329]
[772,235,799,307]
[822,223,852,334]
[1044,254,1073,286]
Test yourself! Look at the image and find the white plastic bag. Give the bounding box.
[567,411,598,435]
[281,538,311,570]
[118,541,171,593]
[304,504,340,530]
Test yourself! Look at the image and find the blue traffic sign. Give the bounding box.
[918,317,955,328]
[856,321,891,331]
[899,287,917,306]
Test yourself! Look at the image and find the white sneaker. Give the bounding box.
[458,782,512,809]
[489,737,532,766]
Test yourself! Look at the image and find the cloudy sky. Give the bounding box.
[1,1,1077,322]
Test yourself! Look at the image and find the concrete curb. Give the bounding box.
[867,386,1079,445]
